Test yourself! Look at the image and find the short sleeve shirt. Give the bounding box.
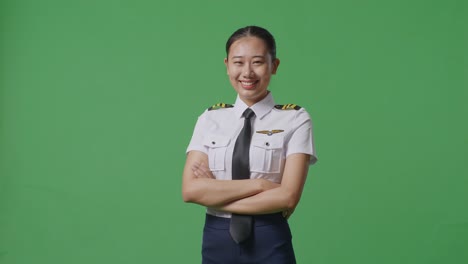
[186,92,317,218]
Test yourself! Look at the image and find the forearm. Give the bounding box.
[183,151,280,207]
[216,186,299,215]
[183,178,267,207]
[217,154,311,216]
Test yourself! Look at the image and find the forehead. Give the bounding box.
[228,36,269,58]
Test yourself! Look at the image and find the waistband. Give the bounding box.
[205,213,287,229]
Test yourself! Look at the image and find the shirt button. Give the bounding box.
[212,141,216,145]
[265,142,270,146]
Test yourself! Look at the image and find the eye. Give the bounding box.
[233,61,243,65]
[253,60,264,65]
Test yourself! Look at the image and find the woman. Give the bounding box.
[182,26,317,264]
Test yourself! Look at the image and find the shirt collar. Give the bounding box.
[233,91,275,120]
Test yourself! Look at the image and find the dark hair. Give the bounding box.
[225,26,277,61]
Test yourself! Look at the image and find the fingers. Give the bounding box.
[191,162,205,173]
[198,163,209,174]
[191,162,201,177]
[191,162,214,179]
[282,209,295,220]
[283,211,291,220]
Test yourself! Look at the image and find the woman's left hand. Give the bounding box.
[192,162,215,179]
[282,207,295,220]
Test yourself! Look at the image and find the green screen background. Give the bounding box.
[1,0,467,263]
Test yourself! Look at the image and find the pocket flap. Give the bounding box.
[203,135,231,148]
[252,136,283,150]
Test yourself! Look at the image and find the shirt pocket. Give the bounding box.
[203,135,230,171]
[250,135,284,173]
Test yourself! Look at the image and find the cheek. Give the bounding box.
[228,74,237,82]
[228,70,240,80]
[256,69,270,80]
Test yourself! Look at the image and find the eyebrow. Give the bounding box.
[231,55,265,59]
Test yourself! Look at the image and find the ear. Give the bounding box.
[271,58,280,74]
[224,58,229,74]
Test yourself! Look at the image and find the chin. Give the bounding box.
[238,90,267,104]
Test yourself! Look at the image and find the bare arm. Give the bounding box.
[182,150,280,207]
[215,153,310,217]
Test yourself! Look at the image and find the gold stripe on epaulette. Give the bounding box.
[208,103,234,111]
[274,104,302,110]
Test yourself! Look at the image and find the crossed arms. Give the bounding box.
[182,150,310,219]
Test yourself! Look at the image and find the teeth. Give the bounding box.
[241,81,255,86]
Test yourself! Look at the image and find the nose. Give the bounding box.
[243,64,254,78]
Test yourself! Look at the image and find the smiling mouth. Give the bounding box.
[240,80,258,89]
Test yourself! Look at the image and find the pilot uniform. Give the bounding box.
[186,91,317,264]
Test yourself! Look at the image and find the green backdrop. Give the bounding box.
[1,0,467,263]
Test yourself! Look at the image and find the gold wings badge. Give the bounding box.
[256,129,284,136]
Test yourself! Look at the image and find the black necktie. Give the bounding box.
[230,108,255,244]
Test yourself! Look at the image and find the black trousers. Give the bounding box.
[202,213,296,264]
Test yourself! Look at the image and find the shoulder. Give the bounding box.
[196,102,235,122]
[273,104,302,111]
[207,103,234,111]
[272,103,312,123]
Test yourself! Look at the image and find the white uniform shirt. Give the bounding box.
[186,92,317,218]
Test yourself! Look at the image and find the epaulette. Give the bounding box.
[274,104,302,110]
[208,103,234,111]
